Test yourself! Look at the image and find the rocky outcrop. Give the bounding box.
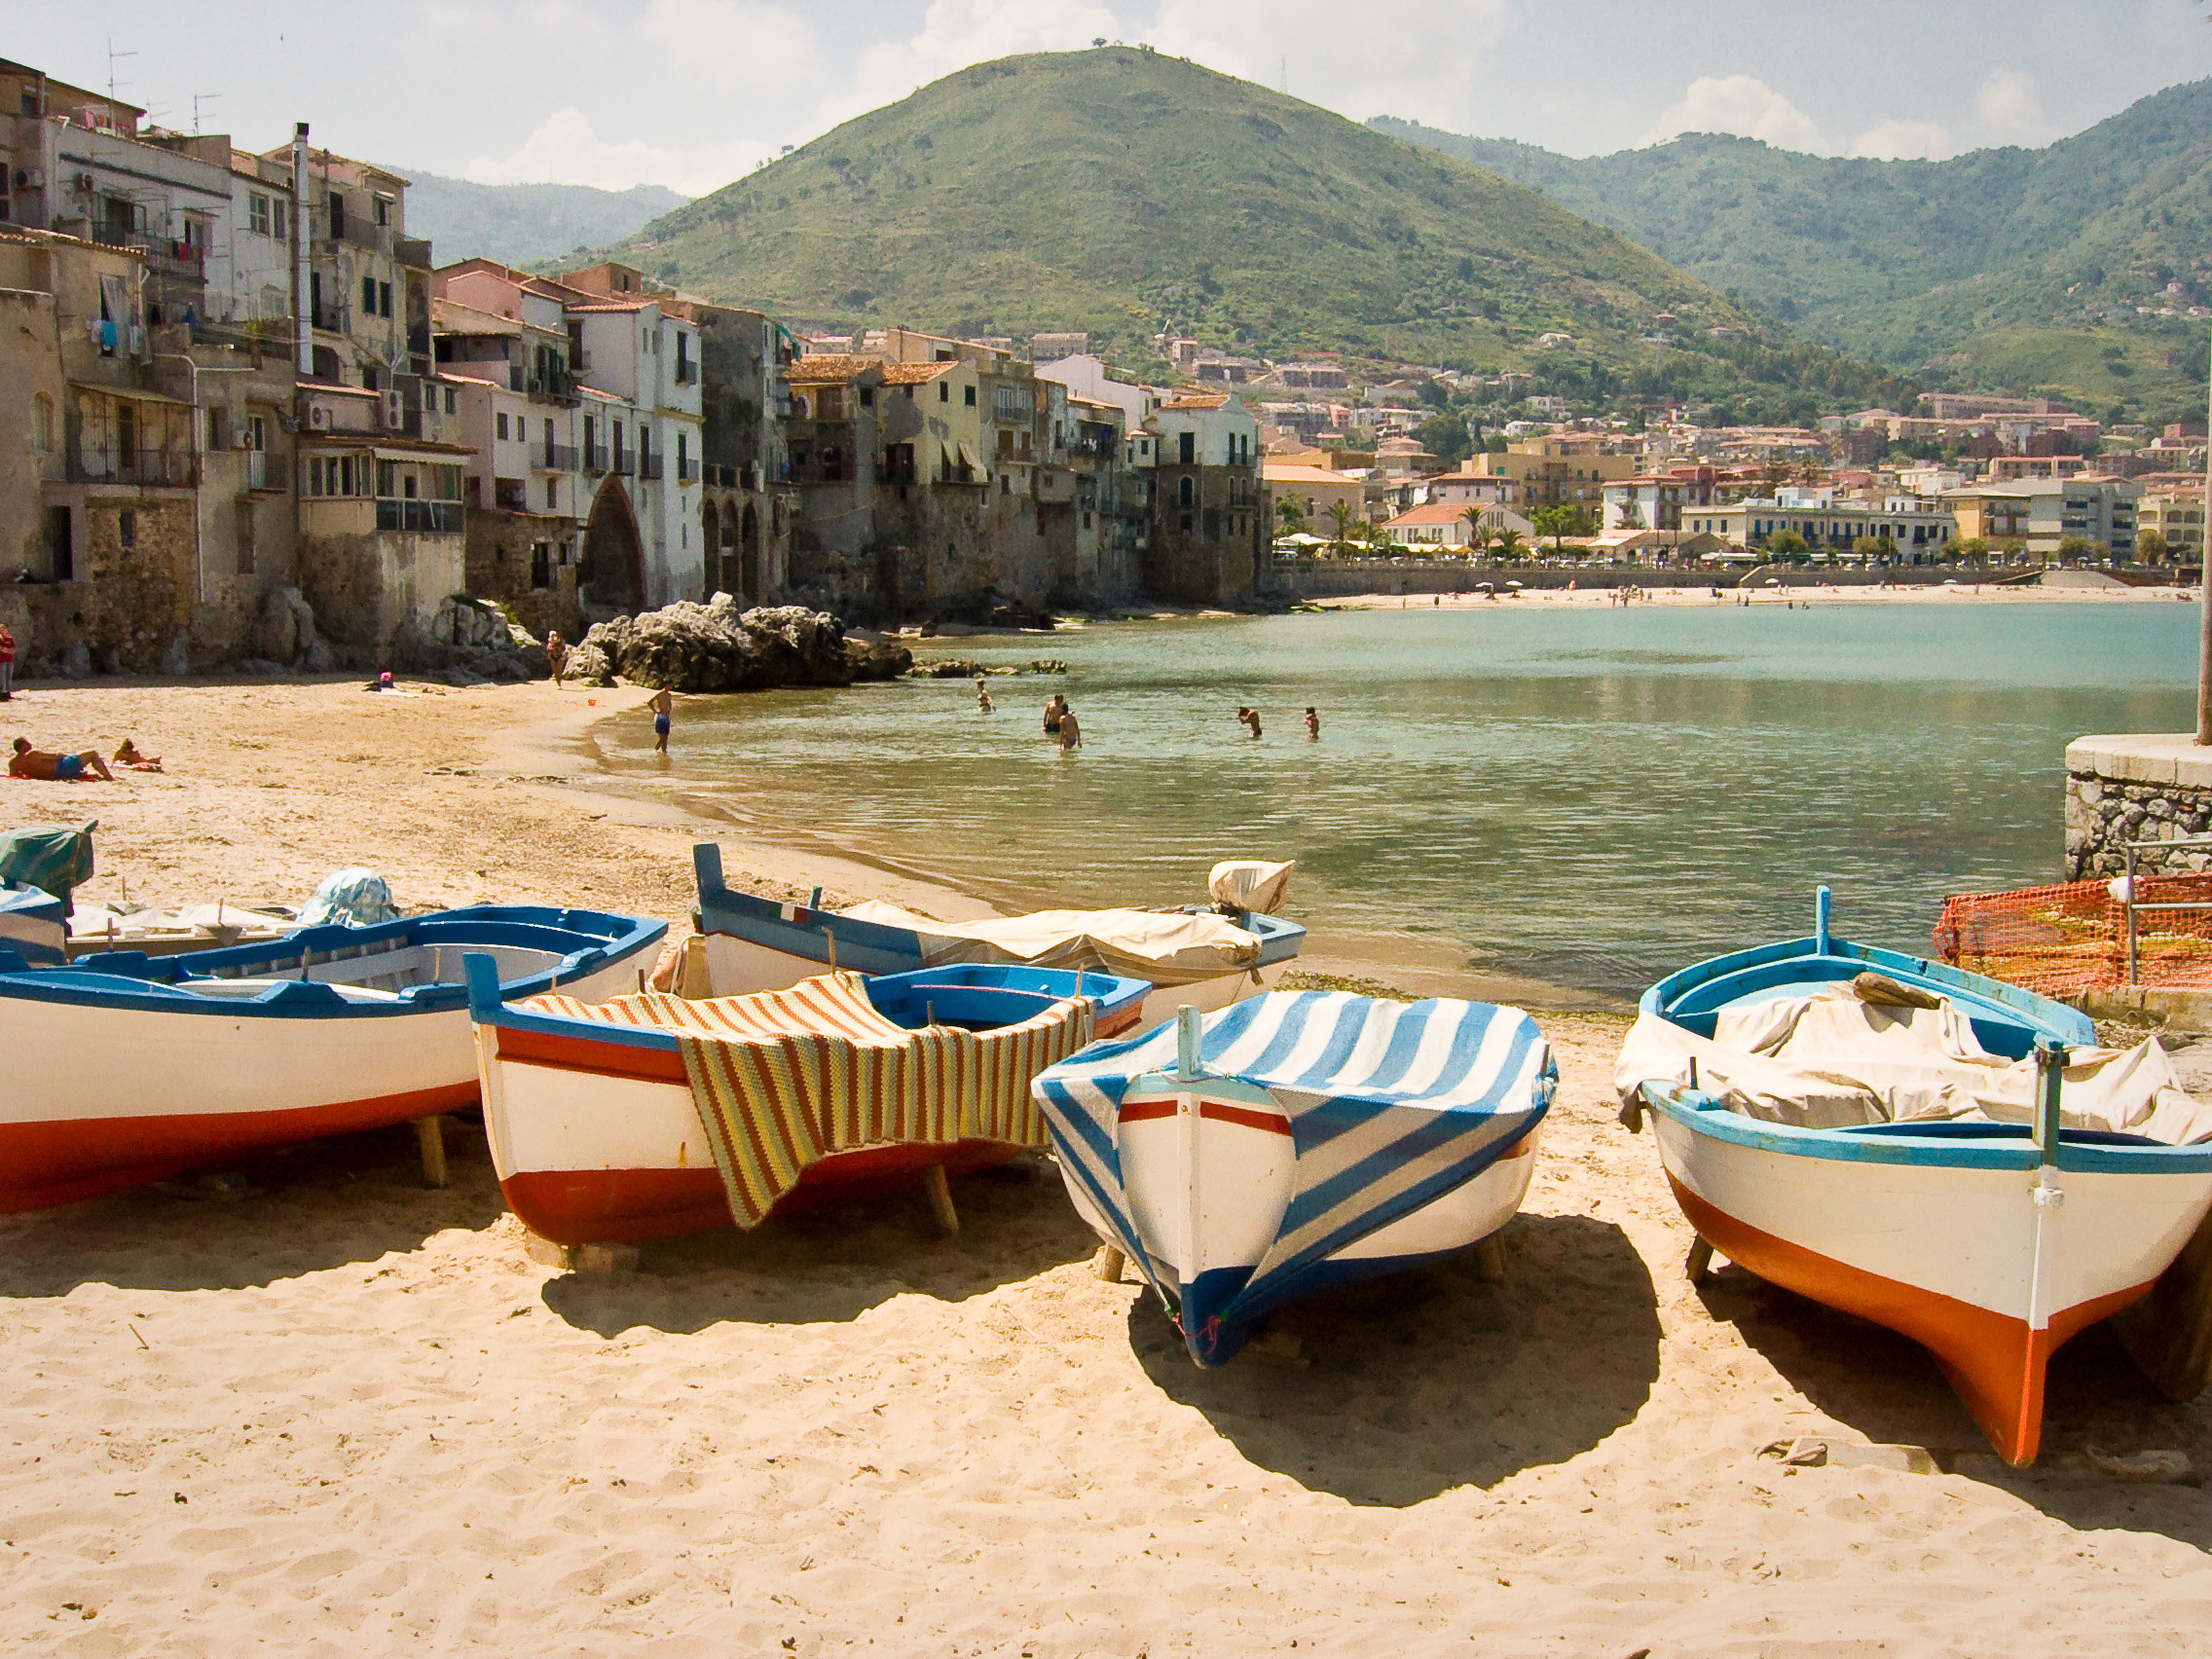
[907,657,1069,679]
[426,595,551,682]
[569,595,854,692]
[845,638,914,682]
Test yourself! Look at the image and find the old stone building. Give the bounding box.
[1140,393,1267,604]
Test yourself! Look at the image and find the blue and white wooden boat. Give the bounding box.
[0,905,664,1212]
[1618,886,2212,1466]
[1033,991,1556,1366]
[689,843,1307,1028]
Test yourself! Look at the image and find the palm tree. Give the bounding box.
[1491,528,1527,563]
[1276,496,1308,536]
[1459,504,1490,560]
[1326,498,1358,553]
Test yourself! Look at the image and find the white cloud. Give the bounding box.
[1975,67,2052,145]
[823,0,1124,131]
[1643,74,1825,152]
[637,0,817,90]
[1848,118,1952,161]
[463,107,747,195]
[1146,0,1513,130]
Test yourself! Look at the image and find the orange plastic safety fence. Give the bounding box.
[1933,873,2212,995]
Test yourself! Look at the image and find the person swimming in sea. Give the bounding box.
[1304,706,1319,741]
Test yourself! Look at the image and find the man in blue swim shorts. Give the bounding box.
[649,687,673,755]
[9,737,115,781]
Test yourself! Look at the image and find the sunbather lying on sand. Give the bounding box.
[10,737,115,781]
[114,738,163,772]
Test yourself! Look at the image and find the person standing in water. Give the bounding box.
[976,676,995,714]
[649,687,673,755]
[1240,706,1262,739]
[1056,703,1081,750]
[1043,693,1064,738]
[1304,706,1319,740]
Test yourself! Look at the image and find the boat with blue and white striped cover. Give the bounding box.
[1032,991,1556,1366]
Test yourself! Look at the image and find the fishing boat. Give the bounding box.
[0,882,65,965]
[467,958,1151,1246]
[1615,887,2212,1466]
[687,843,1306,1026]
[0,905,664,1213]
[1032,990,1557,1366]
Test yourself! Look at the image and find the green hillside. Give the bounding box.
[619,48,1911,420]
[1374,81,2212,421]
[393,169,688,268]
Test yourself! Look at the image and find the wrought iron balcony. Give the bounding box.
[636,454,664,481]
[583,443,610,474]
[66,448,199,488]
[537,444,579,472]
[374,498,464,534]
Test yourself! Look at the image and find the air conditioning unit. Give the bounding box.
[11,167,41,191]
[380,389,405,428]
[306,404,333,432]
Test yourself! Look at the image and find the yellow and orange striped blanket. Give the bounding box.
[524,972,1092,1227]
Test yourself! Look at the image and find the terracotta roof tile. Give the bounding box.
[785,354,881,384]
[879,361,956,384]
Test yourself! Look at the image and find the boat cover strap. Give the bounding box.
[838,901,1262,983]
[527,972,1090,1226]
[1613,985,2212,1144]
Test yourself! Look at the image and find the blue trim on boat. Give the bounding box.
[0,905,665,1018]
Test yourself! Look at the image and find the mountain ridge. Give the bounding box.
[390,169,688,269]
[1372,81,2212,419]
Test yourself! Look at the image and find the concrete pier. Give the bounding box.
[2065,733,2212,878]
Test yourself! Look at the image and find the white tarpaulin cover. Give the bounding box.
[1208,859,1295,915]
[1613,981,2212,1146]
[840,901,1264,985]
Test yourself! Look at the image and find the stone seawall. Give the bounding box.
[2065,735,2212,878]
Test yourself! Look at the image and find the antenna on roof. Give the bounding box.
[106,40,136,105]
[191,92,221,135]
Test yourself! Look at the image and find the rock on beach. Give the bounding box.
[569,595,860,692]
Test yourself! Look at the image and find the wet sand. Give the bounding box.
[2,675,2210,1654]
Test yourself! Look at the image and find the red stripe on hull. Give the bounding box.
[1670,1175,2155,1466]
[1117,1099,1293,1135]
[502,1139,1026,1246]
[496,1027,688,1084]
[0,1083,481,1214]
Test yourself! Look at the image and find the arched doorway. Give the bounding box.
[740,498,762,603]
[579,479,645,617]
[701,499,720,595]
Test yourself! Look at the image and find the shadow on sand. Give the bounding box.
[0,1116,509,1297]
[1128,1212,1661,1507]
[1699,1260,2212,1553]
[540,1154,1102,1337]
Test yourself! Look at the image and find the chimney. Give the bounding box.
[292,122,313,376]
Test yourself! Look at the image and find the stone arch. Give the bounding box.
[701,498,720,591]
[579,477,645,616]
[740,498,762,602]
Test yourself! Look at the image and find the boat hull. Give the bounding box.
[690,928,1278,1028]
[1652,1095,2212,1464]
[0,927,656,1213]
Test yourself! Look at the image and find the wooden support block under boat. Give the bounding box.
[1686,1236,1715,1285]
[2112,1205,2212,1403]
[1092,1244,1126,1282]
[1475,1234,1508,1284]
[415,1115,449,1188]
[921,1164,959,1237]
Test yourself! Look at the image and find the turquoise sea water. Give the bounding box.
[601,601,2196,997]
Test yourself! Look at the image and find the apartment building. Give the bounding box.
[1470,437,1635,512]
[1601,466,1722,532]
[2138,488,2204,562]
[1142,392,1265,604]
[1695,493,1959,556]
[1942,476,2140,557]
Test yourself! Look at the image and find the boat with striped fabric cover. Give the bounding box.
[1031,991,1556,1366]
[0,905,664,1213]
[466,958,1150,1245]
[1616,887,2212,1467]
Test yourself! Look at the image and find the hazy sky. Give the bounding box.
[15,1,2212,196]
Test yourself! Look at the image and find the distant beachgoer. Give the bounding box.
[976,676,995,714]
[113,738,163,773]
[1056,706,1081,750]
[1044,693,1065,737]
[1242,707,1263,740]
[1304,706,1319,741]
[10,737,113,781]
[546,631,569,685]
[649,687,673,755]
[1432,595,1440,608]
[0,622,15,701]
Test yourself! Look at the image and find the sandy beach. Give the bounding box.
[4,669,2212,1654]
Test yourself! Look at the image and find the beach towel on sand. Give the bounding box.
[526,971,1092,1226]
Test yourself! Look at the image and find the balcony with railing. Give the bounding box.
[636,453,665,482]
[611,447,631,476]
[676,457,699,484]
[67,448,199,489]
[583,443,610,474]
[537,444,579,473]
[674,358,698,386]
[375,498,464,534]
